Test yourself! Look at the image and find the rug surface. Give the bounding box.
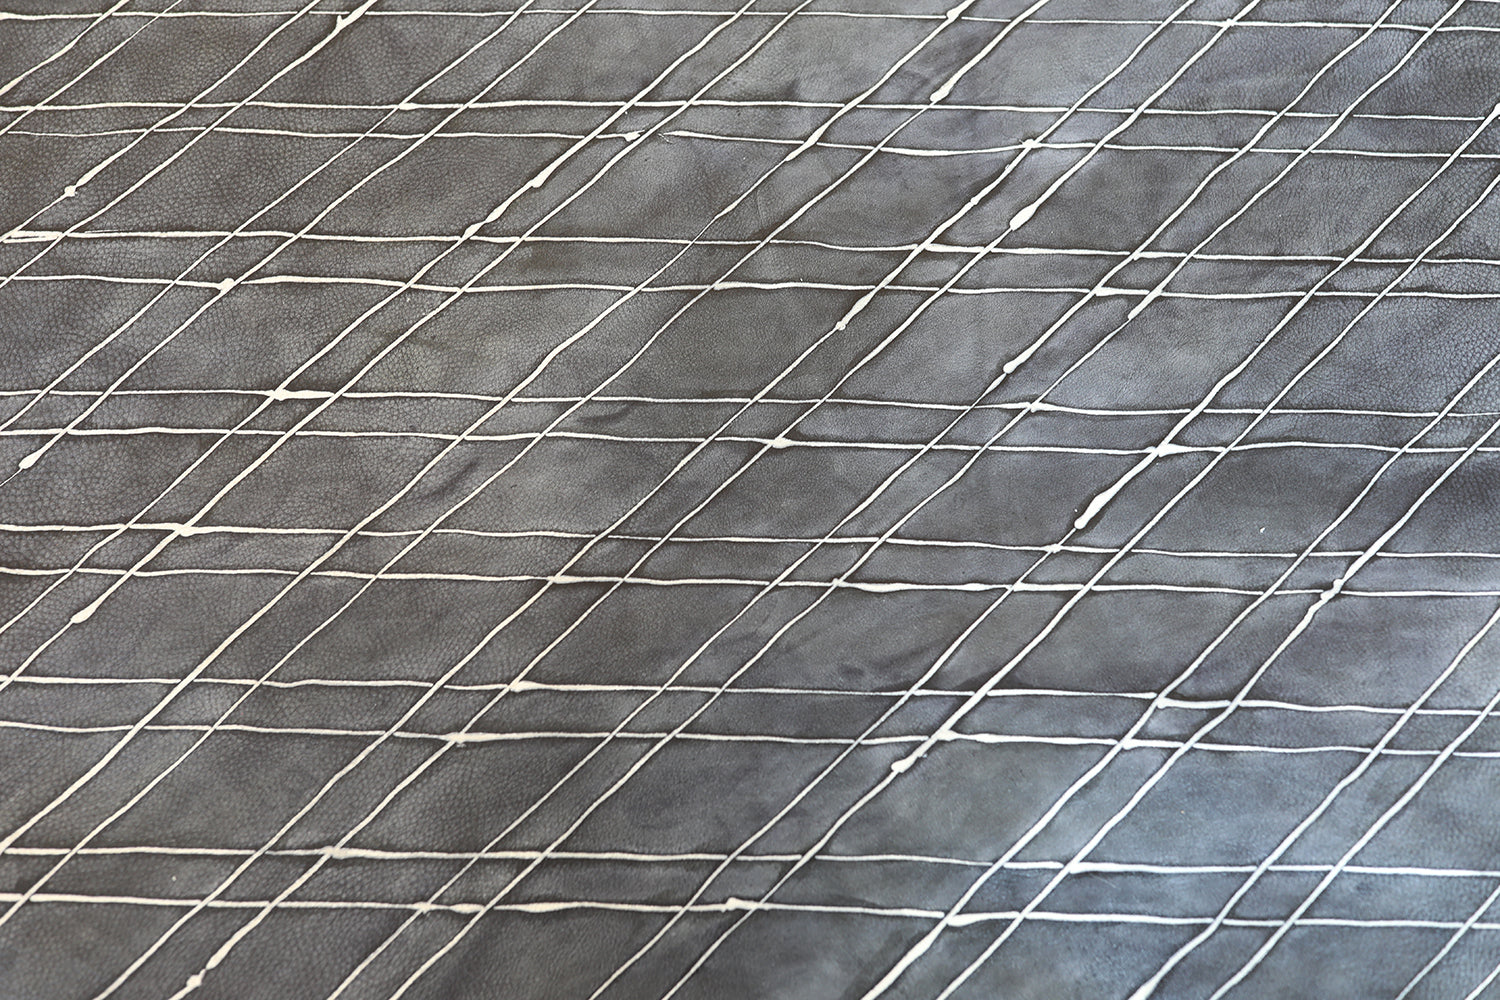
[3,1,1500,998]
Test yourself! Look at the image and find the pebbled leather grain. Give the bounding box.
[3,1,1500,998]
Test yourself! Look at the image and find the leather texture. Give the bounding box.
[3,0,1500,998]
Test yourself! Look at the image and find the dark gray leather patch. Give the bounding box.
[2,1,1499,998]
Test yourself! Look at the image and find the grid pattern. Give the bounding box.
[4,1,1500,998]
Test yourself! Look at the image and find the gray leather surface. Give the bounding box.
[3,0,1500,997]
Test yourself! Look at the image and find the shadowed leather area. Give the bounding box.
[3,0,1500,998]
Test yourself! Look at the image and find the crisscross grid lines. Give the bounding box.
[4,0,1500,998]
